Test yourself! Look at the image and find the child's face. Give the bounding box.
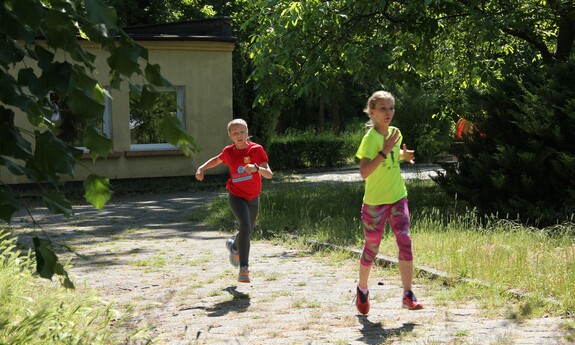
[228,123,249,148]
[369,98,395,127]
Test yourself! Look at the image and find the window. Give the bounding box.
[50,90,112,152]
[129,86,186,151]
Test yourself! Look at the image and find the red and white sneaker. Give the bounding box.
[355,287,370,315]
[402,290,423,310]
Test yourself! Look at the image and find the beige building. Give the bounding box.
[2,18,235,184]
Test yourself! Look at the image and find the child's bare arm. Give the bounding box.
[195,156,223,181]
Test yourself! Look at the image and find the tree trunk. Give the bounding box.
[318,95,325,132]
[331,93,341,134]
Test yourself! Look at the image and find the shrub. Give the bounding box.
[268,131,359,170]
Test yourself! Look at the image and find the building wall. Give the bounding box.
[1,39,234,184]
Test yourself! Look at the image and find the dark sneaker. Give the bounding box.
[238,266,250,283]
[226,239,239,267]
[402,290,423,310]
[356,286,370,315]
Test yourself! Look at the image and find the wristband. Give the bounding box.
[378,151,387,159]
[254,163,260,171]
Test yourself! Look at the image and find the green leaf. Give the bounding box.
[66,85,105,120]
[0,71,29,109]
[32,236,58,279]
[85,0,118,30]
[138,84,160,109]
[12,0,42,31]
[32,236,75,288]
[18,68,48,98]
[83,174,112,210]
[44,62,72,94]
[82,125,113,161]
[145,63,171,87]
[0,108,33,159]
[34,131,82,176]
[0,4,35,42]
[0,156,28,176]
[159,116,200,157]
[42,190,73,217]
[42,8,78,50]
[107,43,143,76]
[0,36,27,64]
[68,45,97,67]
[35,45,55,70]
[62,276,75,289]
[0,187,20,223]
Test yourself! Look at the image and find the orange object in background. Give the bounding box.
[455,119,473,139]
[455,118,485,139]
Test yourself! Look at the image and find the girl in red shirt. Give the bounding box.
[195,119,273,283]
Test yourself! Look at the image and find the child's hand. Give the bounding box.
[400,143,415,164]
[383,130,400,153]
[245,164,259,174]
[195,168,204,181]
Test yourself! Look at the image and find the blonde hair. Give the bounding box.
[363,91,395,128]
[363,90,395,115]
[227,118,248,133]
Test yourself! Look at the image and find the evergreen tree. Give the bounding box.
[435,60,575,227]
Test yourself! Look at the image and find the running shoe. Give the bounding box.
[238,266,250,283]
[226,239,239,267]
[355,286,370,315]
[402,290,423,310]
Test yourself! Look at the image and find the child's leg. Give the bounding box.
[388,198,414,291]
[247,196,260,233]
[398,260,414,291]
[228,194,257,267]
[359,203,389,289]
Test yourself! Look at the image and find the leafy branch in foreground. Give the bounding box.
[0,0,197,285]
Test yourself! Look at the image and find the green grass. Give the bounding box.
[200,179,575,317]
[0,232,129,344]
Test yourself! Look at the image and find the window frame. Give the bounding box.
[129,86,186,152]
[50,88,113,153]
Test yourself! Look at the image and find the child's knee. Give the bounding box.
[360,254,375,267]
[398,250,413,261]
[396,233,413,261]
[360,242,379,266]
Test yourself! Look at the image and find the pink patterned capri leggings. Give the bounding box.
[360,197,413,267]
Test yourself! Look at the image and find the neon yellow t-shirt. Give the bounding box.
[355,126,407,205]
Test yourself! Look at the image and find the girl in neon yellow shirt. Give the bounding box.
[354,91,423,314]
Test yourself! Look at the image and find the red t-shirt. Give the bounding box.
[218,141,269,200]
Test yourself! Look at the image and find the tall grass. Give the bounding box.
[0,231,126,344]
[201,178,575,316]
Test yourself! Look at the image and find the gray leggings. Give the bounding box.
[228,193,259,267]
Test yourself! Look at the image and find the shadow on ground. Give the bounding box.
[357,317,416,345]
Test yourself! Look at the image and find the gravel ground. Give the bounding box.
[9,167,574,345]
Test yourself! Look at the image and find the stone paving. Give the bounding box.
[10,183,573,344]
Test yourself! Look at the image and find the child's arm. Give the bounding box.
[195,156,223,181]
[359,130,399,179]
[245,162,273,179]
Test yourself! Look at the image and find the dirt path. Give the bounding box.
[10,190,572,345]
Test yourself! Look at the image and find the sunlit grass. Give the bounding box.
[0,232,133,344]
[200,179,575,316]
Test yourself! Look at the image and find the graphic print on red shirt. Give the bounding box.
[218,141,269,200]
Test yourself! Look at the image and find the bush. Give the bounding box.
[268,130,359,170]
